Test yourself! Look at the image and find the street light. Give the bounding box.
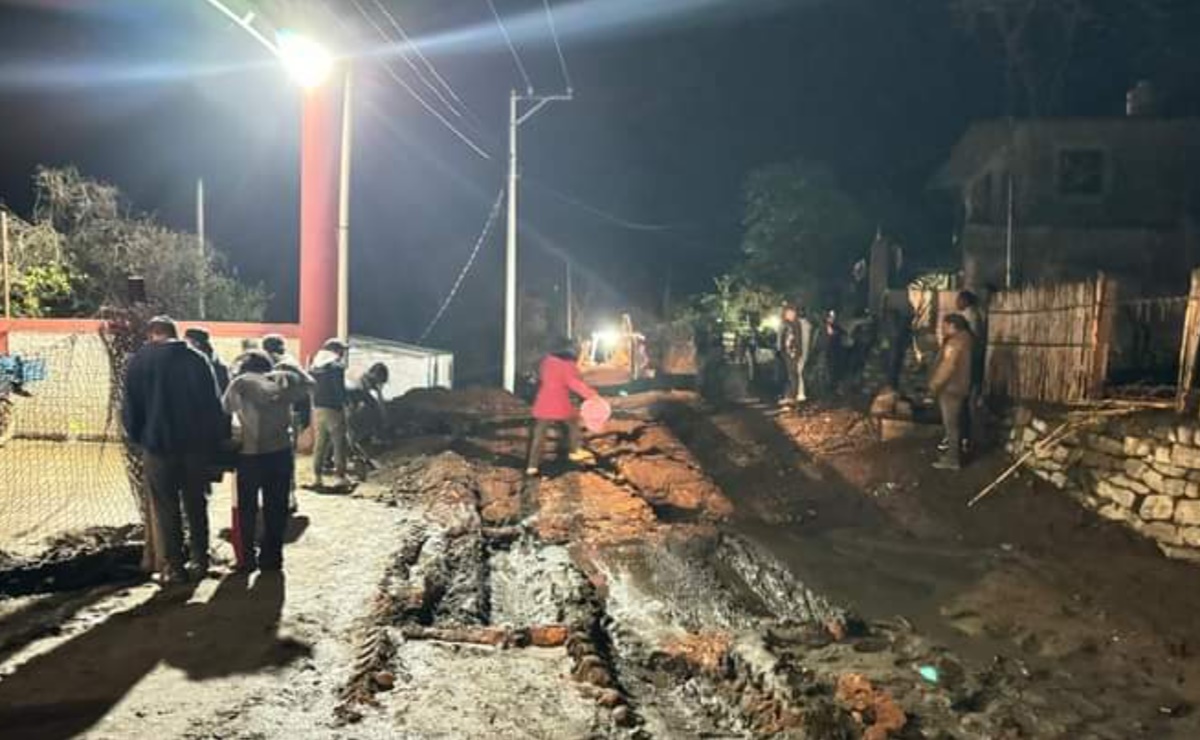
[277,29,352,352]
[276,30,334,89]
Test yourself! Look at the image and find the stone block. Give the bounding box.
[1179,426,1196,447]
[1095,480,1137,509]
[1158,545,1200,564]
[1188,471,1200,484]
[1188,482,1200,499]
[1152,462,1188,479]
[1081,451,1121,471]
[1109,474,1149,495]
[1050,472,1069,489]
[1097,503,1134,523]
[1180,527,1200,548]
[1137,521,1182,546]
[1031,417,1049,434]
[1171,444,1200,470]
[1141,495,1176,521]
[1012,406,1033,427]
[1156,446,1173,465]
[1164,478,1188,498]
[1175,500,1200,526]
[1022,427,1039,444]
[1089,434,1126,457]
[1124,436,1144,457]
[1143,469,1166,493]
[1052,445,1071,464]
[1124,459,1149,479]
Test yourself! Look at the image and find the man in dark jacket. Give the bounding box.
[123,316,226,583]
[184,326,230,393]
[309,338,349,489]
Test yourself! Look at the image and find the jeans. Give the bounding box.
[783,354,801,400]
[527,419,582,470]
[143,451,210,573]
[939,392,968,465]
[236,449,293,568]
[312,407,347,479]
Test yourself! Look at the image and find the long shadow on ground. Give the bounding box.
[0,572,309,740]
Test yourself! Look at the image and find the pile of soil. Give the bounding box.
[384,386,529,437]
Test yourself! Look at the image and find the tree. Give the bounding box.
[738,160,873,305]
[21,166,268,320]
[952,0,1173,117]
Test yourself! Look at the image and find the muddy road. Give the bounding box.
[2,390,1200,738]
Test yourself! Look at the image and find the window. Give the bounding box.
[1058,149,1106,197]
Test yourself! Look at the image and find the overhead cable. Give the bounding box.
[542,0,573,93]
[486,0,534,93]
[418,188,507,343]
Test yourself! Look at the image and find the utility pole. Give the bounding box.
[503,89,572,392]
[337,67,354,341]
[197,178,206,320]
[565,255,573,340]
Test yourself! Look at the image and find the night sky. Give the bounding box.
[0,0,1197,381]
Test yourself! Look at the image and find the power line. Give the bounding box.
[418,187,506,343]
[541,0,573,94]
[528,179,684,232]
[350,0,462,118]
[486,0,534,94]
[370,0,481,122]
[334,2,493,159]
[351,0,472,123]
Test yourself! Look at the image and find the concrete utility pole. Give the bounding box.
[503,89,572,392]
[565,255,573,340]
[2,211,10,319]
[337,67,354,341]
[197,178,206,320]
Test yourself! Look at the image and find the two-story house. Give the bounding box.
[934,100,1200,295]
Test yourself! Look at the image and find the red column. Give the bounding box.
[298,79,343,364]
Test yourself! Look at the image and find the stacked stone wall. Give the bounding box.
[1007,407,1200,563]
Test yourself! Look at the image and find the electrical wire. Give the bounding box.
[338,1,493,159]
[486,0,534,93]
[370,0,480,120]
[418,188,506,343]
[541,0,573,94]
[528,179,683,232]
[351,0,463,119]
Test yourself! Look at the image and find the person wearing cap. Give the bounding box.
[309,337,350,488]
[224,350,314,571]
[184,326,230,394]
[122,316,227,584]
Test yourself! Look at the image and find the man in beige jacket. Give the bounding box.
[930,314,974,470]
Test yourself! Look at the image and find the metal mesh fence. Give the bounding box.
[0,329,141,560]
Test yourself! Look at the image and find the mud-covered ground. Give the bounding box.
[3,390,1200,738]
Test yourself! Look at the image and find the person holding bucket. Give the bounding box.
[526,337,605,476]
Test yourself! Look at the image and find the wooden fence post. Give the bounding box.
[1087,272,1116,401]
[1176,268,1200,412]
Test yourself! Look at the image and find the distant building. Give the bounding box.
[934,94,1200,295]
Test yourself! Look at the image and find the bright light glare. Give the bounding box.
[277,31,333,88]
[593,328,622,347]
[761,315,782,331]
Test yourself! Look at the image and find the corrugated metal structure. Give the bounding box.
[347,335,453,400]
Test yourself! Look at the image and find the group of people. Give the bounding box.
[775,303,856,406]
[121,317,386,585]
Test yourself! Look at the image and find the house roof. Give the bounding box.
[930,120,1014,189]
[931,116,1200,189]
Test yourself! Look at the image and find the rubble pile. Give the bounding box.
[1007,406,1200,562]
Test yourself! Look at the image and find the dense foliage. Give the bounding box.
[5,166,267,320]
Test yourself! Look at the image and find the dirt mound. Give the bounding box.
[385,387,528,437]
[535,472,659,546]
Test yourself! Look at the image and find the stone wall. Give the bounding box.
[1006,406,1200,563]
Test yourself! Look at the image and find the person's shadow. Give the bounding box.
[0,572,309,740]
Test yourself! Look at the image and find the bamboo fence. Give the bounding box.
[985,274,1116,404]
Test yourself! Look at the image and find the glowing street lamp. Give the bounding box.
[277,30,333,89]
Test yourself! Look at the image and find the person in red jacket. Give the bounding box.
[526,339,599,476]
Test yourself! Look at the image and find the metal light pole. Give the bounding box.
[503,89,571,392]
